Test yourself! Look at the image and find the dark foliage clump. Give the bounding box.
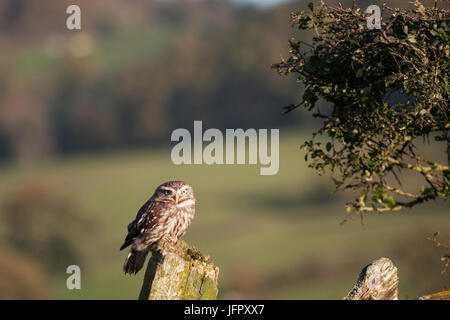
[273,1,449,222]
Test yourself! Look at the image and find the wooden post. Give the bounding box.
[138,239,219,300]
[344,257,399,300]
[419,290,450,300]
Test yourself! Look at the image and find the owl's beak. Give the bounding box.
[175,192,179,204]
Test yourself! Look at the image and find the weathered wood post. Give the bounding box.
[344,257,450,300]
[138,239,219,300]
[344,257,399,300]
[419,290,450,300]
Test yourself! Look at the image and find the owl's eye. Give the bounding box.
[163,189,172,195]
[181,189,187,194]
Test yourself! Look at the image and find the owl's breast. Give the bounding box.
[170,202,195,240]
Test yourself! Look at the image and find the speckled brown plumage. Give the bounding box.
[120,181,195,274]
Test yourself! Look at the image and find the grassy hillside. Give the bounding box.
[0,129,448,299]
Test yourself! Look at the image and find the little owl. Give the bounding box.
[120,181,195,274]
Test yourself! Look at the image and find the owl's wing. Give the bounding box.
[120,200,161,251]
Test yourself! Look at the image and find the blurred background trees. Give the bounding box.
[0,0,303,164]
[0,246,49,299]
[1,182,93,272]
[0,181,94,299]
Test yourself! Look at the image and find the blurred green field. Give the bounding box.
[0,128,448,299]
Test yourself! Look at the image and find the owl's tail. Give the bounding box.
[123,248,149,275]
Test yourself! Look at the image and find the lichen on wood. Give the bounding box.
[344,257,399,300]
[138,239,219,300]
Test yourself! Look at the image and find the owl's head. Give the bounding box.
[153,181,195,204]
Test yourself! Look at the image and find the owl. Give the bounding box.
[120,181,196,274]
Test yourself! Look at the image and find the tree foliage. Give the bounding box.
[273,1,449,222]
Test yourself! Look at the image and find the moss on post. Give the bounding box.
[138,239,219,300]
[344,257,399,300]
